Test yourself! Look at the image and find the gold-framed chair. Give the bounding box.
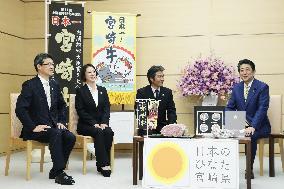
[258,94,284,176]
[5,93,47,180]
[68,94,114,175]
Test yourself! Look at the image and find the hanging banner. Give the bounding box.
[91,12,136,105]
[48,2,84,99]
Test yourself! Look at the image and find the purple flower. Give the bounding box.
[177,55,239,96]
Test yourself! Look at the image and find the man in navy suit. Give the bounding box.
[135,65,177,135]
[226,59,271,178]
[16,53,76,185]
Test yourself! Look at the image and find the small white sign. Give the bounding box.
[109,111,134,144]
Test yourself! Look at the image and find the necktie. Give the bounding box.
[244,85,249,102]
[155,89,159,100]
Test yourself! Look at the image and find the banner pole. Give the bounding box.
[45,0,51,53]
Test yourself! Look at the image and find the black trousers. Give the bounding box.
[29,128,76,176]
[78,126,114,167]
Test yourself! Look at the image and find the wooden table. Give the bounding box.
[133,136,252,189]
[269,133,284,177]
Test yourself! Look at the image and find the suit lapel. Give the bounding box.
[84,84,97,107]
[35,76,50,109]
[97,86,103,107]
[245,79,257,107]
[236,82,246,110]
[146,85,155,99]
[49,81,55,109]
[157,87,165,100]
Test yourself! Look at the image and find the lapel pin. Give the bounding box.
[100,92,103,94]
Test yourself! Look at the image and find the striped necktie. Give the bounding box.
[155,89,159,100]
[244,85,249,102]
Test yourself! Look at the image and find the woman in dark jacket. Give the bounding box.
[75,64,114,177]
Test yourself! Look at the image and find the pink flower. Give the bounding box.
[177,55,239,96]
[161,124,186,137]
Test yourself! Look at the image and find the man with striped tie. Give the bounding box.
[135,65,177,136]
[226,59,271,179]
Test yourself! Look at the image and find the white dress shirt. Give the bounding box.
[38,75,51,109]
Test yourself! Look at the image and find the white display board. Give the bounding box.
[189,139,239,189]
[143,138,239,189]
[109,111,134,144]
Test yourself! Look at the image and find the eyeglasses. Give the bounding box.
[41,62,55,66]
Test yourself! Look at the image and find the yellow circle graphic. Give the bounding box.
[147,142,188,184]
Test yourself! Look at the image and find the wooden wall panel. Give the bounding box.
[24,2,44,38]
[0,75,33,113]
[211,35,284,74]
[24,0,284,38]
[24,0,211,38]
[0,0,25,154]
[136,37,210,75]
[0,0,24,37]
[211,0,284,34]
[23,39,45,73]
[0,34,26,74]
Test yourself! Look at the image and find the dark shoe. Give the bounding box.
[100,169,111,177]
[97,167,111,177]
[55,172,75,185]
[49,169,56,179]
[245,170,254,179]
[49,171,73,180]
[97,166,102,173]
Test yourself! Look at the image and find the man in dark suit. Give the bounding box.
[135,65,177,135]
[226,59,271,179]
[16,53,76,185]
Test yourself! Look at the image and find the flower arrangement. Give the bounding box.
[160,124,187,137]
[177,55,239,96]
[211,124,234,138]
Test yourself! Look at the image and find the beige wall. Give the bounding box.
[0,0,284,154]
[0,0,26,153]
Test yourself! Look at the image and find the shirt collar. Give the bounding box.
[38,74,49,85]
[244,78,254,88]
[86,83,98,93]
[151,86,160,94]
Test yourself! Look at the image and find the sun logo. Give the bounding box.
[147,142,189,184]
